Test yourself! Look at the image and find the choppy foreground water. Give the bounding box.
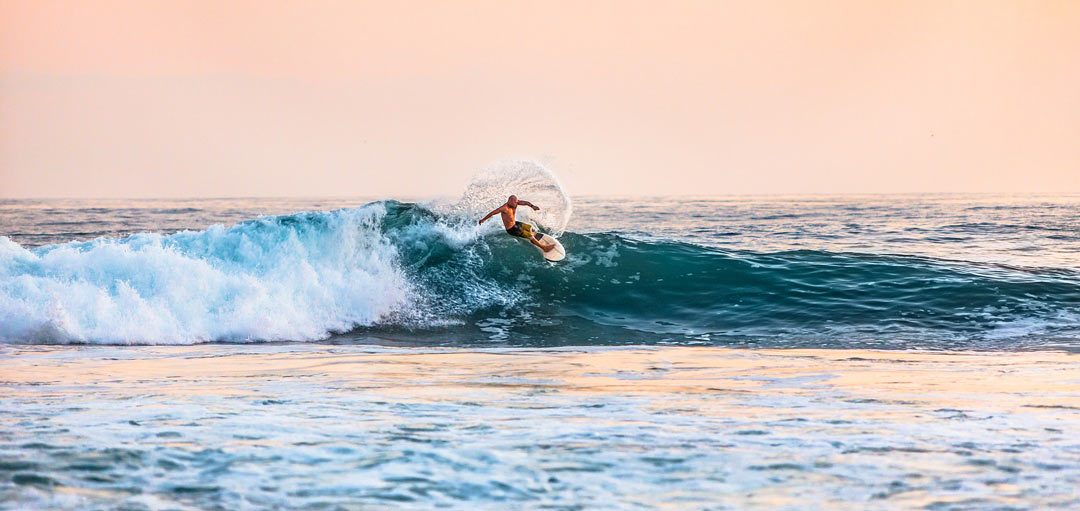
[2,346,1079,510]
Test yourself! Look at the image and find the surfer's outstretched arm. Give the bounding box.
[478,206,504,225]
[517,200,540,211]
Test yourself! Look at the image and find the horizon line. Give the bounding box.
[3,191,1080,201]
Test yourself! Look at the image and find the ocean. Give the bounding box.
[2,166,1080,509]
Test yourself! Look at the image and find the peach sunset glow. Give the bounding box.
[2,0,1078,198]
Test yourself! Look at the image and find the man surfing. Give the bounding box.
[478,195,556,252]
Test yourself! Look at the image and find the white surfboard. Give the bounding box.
[535,233,566,262]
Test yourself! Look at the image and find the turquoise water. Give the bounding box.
[3,194,1080,349]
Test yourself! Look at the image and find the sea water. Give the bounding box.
[2,164,1080,509]
[4,194,1079,349]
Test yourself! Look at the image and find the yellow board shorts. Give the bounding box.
[506,221,536,239]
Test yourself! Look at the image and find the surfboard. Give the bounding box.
[535,233,566,262]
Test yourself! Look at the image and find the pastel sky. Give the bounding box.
[2,0,1078,198]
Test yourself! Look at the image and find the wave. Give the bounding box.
[3,200,1080,348]
[0,204,409,344]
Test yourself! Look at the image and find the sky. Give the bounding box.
[1,0,1078,198]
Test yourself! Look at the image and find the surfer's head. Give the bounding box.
[507,195,518,207]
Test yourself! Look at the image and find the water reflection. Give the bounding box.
[2,345,1078,509]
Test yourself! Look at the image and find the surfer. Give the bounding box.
[478,195,556,252]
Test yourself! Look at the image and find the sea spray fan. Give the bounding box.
[0,204,410,344]
[451,159,573,234]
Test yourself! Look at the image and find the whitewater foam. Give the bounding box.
[0,204,410,344]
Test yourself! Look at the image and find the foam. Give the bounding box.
[0,204,410,344]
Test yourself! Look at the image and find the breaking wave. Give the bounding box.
[3,200,1080,348]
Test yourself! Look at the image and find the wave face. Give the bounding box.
[4,200,1080,348]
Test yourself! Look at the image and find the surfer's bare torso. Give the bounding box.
[478,195,555,252]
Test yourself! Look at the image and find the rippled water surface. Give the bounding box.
[3,345,1079,510]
